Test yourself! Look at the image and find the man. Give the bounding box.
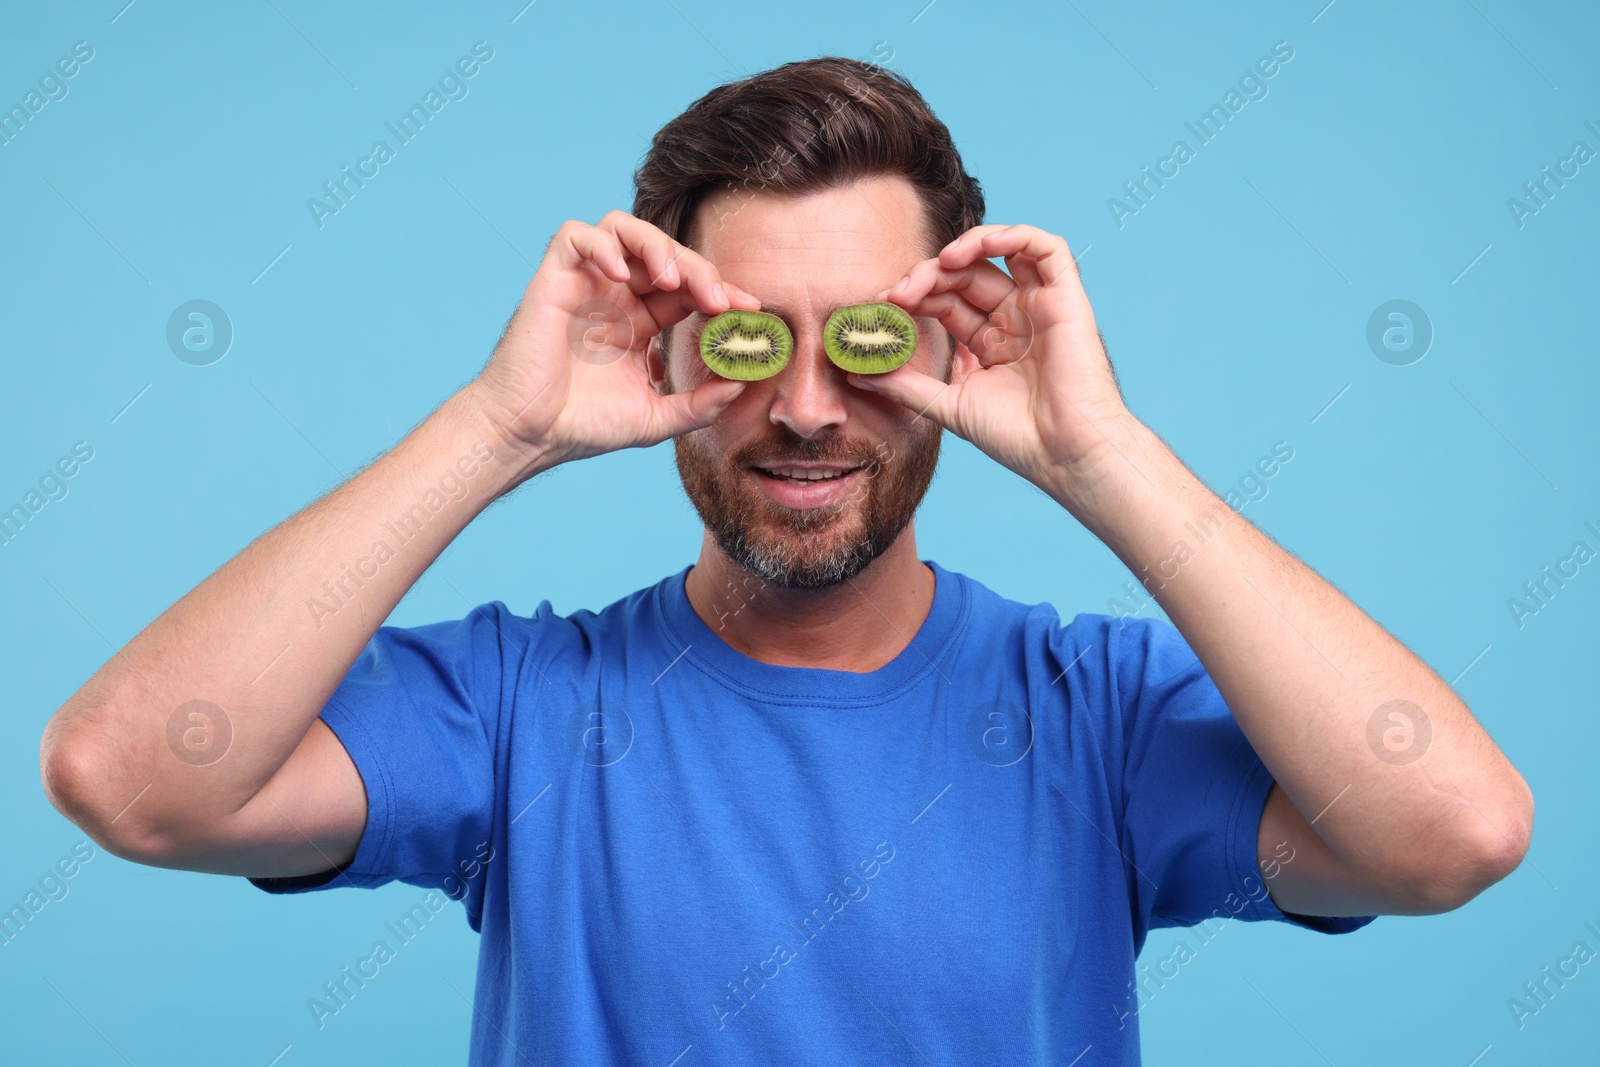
[40,57,1532,1064]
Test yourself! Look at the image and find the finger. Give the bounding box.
[938,223,1047,289]
[885,256,1017,317]
[621,252,665,295]
[561,224,631,284]
[623,245,734,315]
[629,264,759,309]
[620,248,687,298]
[901,292,991,355]
[877,261,1025,364]
[638,288,703,333]
[926,295,1034,367]
[977,224,1081,290]
[598,211,688,293]
[723,283,762,309]
[889,289,1033,366]
[651,374,747,438]
[846,364,959,427]
[635,289,738,328]
[937,224,1018,270]
[637,277,763,338]
[600,212,730,315]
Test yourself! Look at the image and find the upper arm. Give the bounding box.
[166,718,368,879]
[1258,781,1430,917]
[1089,614,1375,932]
[229,600,539,904]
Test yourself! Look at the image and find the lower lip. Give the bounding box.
[751,466,864,509]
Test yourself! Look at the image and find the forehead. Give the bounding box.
[685,174,932,294]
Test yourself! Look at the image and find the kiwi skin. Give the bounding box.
[698,310,794,381]
[822,302,918,374]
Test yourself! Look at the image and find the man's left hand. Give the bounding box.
[849,223,1138,503]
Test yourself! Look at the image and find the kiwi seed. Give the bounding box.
[698,310,793,381]
[822,302,917,374]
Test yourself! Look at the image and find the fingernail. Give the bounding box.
[713,283,727,306]
[614,256,629,277]
[891,276,909,293]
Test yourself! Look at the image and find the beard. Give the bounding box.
[672,415,942,591]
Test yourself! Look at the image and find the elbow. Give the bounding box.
[40,719,96,831]
[1400,775,1535,915]
[40,721,169,866]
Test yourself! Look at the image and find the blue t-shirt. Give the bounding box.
[251,560,1374,1064]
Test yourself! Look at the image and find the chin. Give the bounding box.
[717,508,897,591]
[674,426,937,590]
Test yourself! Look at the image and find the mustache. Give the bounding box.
[733,431,882,469]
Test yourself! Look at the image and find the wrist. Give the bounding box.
[1043,417,1230,577]
[435,386,558,500]
[1039,413,1163,526]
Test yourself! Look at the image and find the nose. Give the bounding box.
[767,335,851,440]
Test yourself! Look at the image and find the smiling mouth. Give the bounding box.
[751,464,863,486]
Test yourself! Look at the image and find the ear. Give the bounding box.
[646,333,669,395]
[949,334,982,387]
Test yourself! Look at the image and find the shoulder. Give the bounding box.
[461,572,677,676]
[941,568,1206,784]
[938,568,1219,759]
[937,563,1188,690]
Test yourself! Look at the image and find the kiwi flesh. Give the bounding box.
[822,302,917,374]
[698,310,793,381]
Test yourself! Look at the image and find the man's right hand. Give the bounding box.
[37,211,759,879]
[472,210,757,470]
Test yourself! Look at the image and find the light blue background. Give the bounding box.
[3,0,1595,1063]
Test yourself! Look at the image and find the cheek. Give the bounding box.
[909,322,956,378]
[690,382,772,458]
[910,322,939,367]
[845,401,932,480]
[845,388,913,433]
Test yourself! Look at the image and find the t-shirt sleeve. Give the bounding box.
[1101,614,1376,937]
[247,600,525,903]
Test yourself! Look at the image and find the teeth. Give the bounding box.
[763,467,853,482]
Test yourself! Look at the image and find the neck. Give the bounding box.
[683,526,935,673]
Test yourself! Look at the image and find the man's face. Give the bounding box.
[656,174,950,590]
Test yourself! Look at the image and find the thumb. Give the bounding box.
[848,365,955,425]
[660,376,747,436]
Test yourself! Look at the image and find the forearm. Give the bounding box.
[1046,418,1532,894]
[40,385,546,851]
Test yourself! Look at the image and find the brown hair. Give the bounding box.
[632,56,984,257]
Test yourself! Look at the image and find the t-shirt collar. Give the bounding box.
[654,559,966,706]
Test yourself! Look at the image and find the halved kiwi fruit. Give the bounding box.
[698,310,793,381]
[822,302,917,374]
